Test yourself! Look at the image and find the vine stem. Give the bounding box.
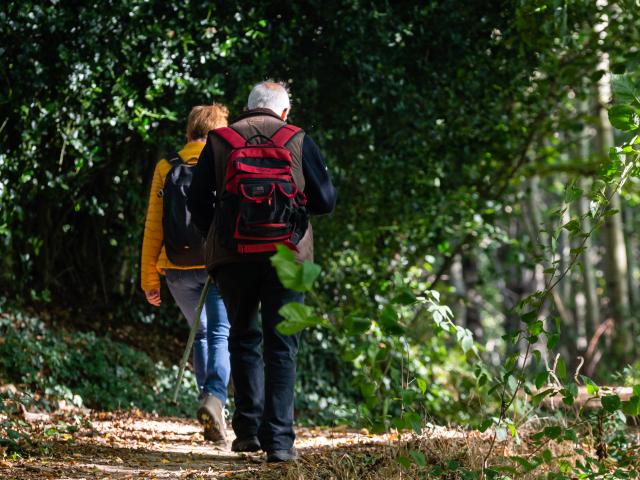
[480,158,635,478]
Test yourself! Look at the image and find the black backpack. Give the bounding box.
[160,152,205,266]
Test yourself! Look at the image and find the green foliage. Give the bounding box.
[0,0,608,310]
[0,311,197,416]
[473,68,640,477]
[270,59,640,478]
[271,246,485,433]
[276,303,324,335]
[270,245,322,293]
[608,104,640,132]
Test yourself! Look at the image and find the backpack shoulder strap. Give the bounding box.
[271,124,302,148]
[165,151,182,167]
[213,127,246,149]
[158,152,181,197]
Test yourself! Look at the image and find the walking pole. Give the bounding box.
[172,275,211,403]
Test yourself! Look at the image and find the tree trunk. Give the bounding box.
[595,48,631,361]
[602,194,629,325]
[577,104,600,346]
[623,204,638,358]
[559,201,578,363]
[462,255,482,339]
[578,178,600,344]
[498,218,527,355]
[623,205,638,312]
[450,254,467,327]
[557,137,573,308]
[524,176,576,364]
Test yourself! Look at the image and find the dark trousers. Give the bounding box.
[215,262,302,451]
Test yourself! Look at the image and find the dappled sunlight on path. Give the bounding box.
[3,412,250,478]
[4,409,600,479]
[1,410,433,479]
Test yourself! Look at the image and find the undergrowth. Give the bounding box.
[0,308,197,456]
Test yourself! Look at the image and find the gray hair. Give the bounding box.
[247,81,291,114]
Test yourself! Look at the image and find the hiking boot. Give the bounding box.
[266,447,298,463]
[197,394,227,444]
[231,436,261,452]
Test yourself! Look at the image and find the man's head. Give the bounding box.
[186,103,229,141]
[247,81,291,120]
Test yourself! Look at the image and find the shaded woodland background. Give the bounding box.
[1,2,640,474]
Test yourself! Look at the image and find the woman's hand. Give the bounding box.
[145,289,161,306]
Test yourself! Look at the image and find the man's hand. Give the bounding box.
[145,289,161,306]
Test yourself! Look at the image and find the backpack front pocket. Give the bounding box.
[235,181,296,240]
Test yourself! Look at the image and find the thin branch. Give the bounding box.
[480,159,635,476]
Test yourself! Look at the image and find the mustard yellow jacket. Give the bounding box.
[140,141,205,291]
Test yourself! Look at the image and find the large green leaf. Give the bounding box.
[608,104,640,132]
[276,302,323,335]
[299,260,322,291]
[270,245,322,292]
[416,378,427,395]
[457,327,474,353]
[344,314,372,335]
[613,74,640,105]
[379,305,404,335]
[270,245,299,290]
[621,396,640,416]
[534,371,548,389]
[601,394,621,413]
[390,287,417,306]
[583,377,599,396]
[527,320,544,336]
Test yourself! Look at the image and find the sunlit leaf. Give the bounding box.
[608,104,640,132]
[276,302,323,335]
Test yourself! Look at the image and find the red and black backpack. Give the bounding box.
[213,124,309,254]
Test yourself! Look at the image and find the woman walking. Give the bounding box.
[140,104,230,445]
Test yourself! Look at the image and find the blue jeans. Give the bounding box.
[215,262,303,451]
[165,268,230,402]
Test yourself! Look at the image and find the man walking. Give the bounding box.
[187,81,336,462]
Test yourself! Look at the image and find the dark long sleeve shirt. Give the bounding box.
[187,136,217,236]
[187,130,337,237]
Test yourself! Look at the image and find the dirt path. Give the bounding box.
[0,411,403,479]
[5,409,627,479]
